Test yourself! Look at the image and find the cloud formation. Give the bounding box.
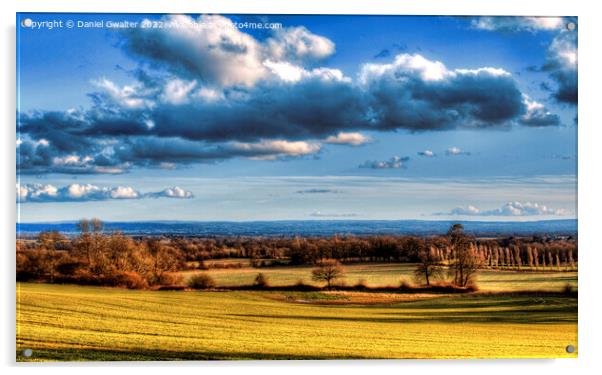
[359,54,525,130]
[417,150,436,157]
[146,186,195,199]
[445,147,470,156]
[542,31,577,104]
[520,95,561,126]
[17,183,193,203]
[471,17,564,32]
[442,201,567,216]
[324,132,371,146]
[473,16,577,105]
[17,14,561,174]
[360,156,409,169]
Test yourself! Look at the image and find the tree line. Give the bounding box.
[17,219,577,289]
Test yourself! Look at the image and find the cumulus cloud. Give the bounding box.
[146,186,194,199]
[417,150,436,157]
[440,201,568,216]
[360,156,409,169]
[122,15,336,88]
[445,147,470,156]
[266,26,335,64]
[324,132,371,146]
[520,95,560,126]
[359,54,527,130]
[17,183,193,203]
[542,31,577,104]
[122,15,268,87]
[230,140,321,160]
[472,16,577,105]
[17,14,561,175]
[471,17,565,32]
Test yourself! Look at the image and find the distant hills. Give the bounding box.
[17,219,577,237]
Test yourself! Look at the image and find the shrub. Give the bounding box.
[159,272,184,286]
[354,279,368,290]
[187,274,216,289]
[253,273,270,288]
[562,283,574,294]
[399,278,415,290]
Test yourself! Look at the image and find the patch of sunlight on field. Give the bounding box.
[16,283,577,361]
[180,263,577,292]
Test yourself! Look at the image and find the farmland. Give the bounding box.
[16,277,577,361]
[16,223,578,361]
[187,261,578,292]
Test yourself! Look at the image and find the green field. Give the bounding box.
[17,279,577,361]
[184,262,578,292]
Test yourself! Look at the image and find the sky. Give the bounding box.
[16,13,578,222]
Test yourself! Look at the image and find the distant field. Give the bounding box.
[17,282,577,361]
[182,262,578,292]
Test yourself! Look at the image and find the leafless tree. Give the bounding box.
[447,224,481,287]
[311,259,344,289]
[413,246,443,286]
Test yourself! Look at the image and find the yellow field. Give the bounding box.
[16,282,577,361]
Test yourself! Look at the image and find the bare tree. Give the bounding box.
[414,246,443,286]
[74,218,105,271]
[311,259,344,289]
[447,224,481,287]
[146,239,180,284]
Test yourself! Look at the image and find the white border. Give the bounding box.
[2,0,601,374]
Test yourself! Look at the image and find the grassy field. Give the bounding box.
[16,281,577,361]
[183,262,578,292]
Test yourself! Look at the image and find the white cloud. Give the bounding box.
[92,77,153,109]
[520,95,560,126]
[17,183,58,202]
[360,54,449,83]
[17,183,193,203]
[263,60,307,82]
[360,54,511,85]
[124,15,337,89]
[417,150,436,157]
[360,156,409,169]
[445,147,470,156]
[147,186,194,199]
[325,132,371,146]
[444,201,568,217]
[472,17,565,32]
[266,26,335,64]
[264,60,349,83]
[231,139,321,160]
[161,79,197,105]
[128,15,267,87]
[109,186,141,199]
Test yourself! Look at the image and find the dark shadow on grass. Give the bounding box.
[16,347,365,362]
[227,294,577,325]
[376,295,578,311]
[227,310,576,325]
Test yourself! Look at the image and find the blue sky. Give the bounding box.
[16,14,577,222]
